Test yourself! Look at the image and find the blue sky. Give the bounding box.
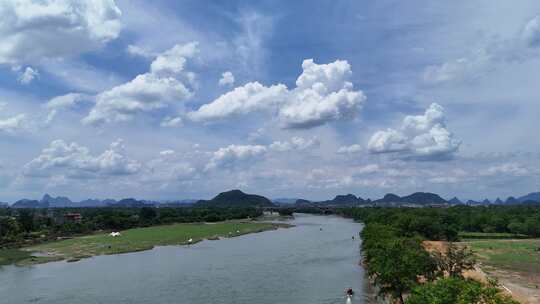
[1,0,540,202]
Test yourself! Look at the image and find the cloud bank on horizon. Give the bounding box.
[0,0,539,201]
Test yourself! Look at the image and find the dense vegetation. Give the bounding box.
[0,206,262,248]
[338,206,530,303]
[338,204,540,239]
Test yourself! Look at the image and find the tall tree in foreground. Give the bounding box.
[431,242,475,278]
[363,225,436,303]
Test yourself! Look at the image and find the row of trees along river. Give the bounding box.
[336,206,540,303]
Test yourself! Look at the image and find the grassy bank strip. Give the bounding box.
[459,232,531,240]
[0,249,34,266]
[1,221,289,266]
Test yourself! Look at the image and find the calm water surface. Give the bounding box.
[0,214,365,304]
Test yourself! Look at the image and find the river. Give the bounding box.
[0,214,365,304]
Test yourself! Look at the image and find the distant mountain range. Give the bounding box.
[295,192,447,207]
[12,199,48,208]
[3,190,540,209]
[517,191,540,203]
[8,194,194,208]
[41,194,72,207]
[78,198,116,207]
[272,198,300,204]
[312,194,371,206]
[374,192,447,205]
[461,192,540,205]
[448,197,463,204]
[295,191,540,207]
[108,198,153,208]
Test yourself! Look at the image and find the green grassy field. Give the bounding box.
[464,239,540,274]
[459,232,530,240]
[0,221,284,266]
[0,249,35,266]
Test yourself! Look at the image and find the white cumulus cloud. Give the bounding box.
[337,144,362,154]
[17,66,38,84]
[368,103,461,160]
[368,129,409,153]
[205,137,319,172]
[160,116,183,127]
[205,144,267,171]
[150,43,198,76]
[45,93,91,123]
[189,59,366,129]
[126,44,155,58]
[24,139,141,178]
[279,59,365,129]
[0,0,122,65]
[83,42,199,126]
[189,82,287,121]
[269,136,320,152]
[218,71,235,86]
[0,113,31,135]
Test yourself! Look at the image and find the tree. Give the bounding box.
[0,216,21,242]
[524,218,540,237]
[277,208,294,216]
[431,243,475,278]
[139,207,157,222]
[507,221,527,235]
[406,277,518,304]
[17,210,34,232]
[367,236,437,303]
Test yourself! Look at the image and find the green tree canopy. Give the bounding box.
[406,277,518,304]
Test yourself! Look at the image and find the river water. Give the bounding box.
[0,214,365,304]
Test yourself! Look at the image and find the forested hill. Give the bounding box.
[195,190,275,207]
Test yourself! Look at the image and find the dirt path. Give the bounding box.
[481,267,540,304]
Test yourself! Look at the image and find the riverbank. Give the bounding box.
[0,221,289,266]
